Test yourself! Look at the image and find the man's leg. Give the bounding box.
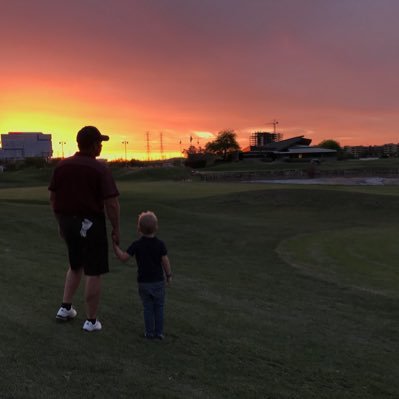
[62,267,83,303]
[85,275,101,320]
[56,267,82,320]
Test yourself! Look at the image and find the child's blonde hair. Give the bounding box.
[138,211,158,235]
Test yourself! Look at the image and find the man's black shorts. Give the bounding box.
[58,214,109,276]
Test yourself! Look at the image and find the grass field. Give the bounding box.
[1,167,398,398]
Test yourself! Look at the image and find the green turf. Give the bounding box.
[0,169,398,398]
[277,226,399,297]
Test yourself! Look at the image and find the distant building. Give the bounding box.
[384,143,399,157]
[0,132,53,160]
[243,133,337,161]
[343,144,399,159]
[249,131,282,148]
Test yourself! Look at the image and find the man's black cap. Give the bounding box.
[76,126,109,147]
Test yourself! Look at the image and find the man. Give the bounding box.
[49,126,120,332]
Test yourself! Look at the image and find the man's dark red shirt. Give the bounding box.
[48,153,119,216]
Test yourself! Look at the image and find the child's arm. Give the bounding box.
[112,242,130,262]
[161,255,172,284]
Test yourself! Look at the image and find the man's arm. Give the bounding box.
[49,191,56,213]
[104,196,120,245]
[49,191,63,239]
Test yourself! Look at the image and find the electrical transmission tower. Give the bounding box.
[146,131,151,161]
[160,131,164,160]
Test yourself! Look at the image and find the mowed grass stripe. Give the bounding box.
[277,226,399,297]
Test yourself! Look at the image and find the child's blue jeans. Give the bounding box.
[138,281,165,337]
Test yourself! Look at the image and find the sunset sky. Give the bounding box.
[1,0,399,159]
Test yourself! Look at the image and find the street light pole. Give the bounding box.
[59,141,66,158]
[122,141,128,161]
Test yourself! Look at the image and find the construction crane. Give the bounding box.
[271,119,279,134]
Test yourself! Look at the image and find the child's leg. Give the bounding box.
[153,282,166,337]
[138,284,155,337]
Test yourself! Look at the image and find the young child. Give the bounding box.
[113,211,172,339]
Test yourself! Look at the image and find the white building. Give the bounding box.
[0,132,53,160]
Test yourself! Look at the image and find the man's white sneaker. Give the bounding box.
[82,320,102,332]
[56,306,77,321]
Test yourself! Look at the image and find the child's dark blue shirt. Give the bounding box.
[126,236,167,282]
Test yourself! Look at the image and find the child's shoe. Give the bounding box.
[144,333,154,339]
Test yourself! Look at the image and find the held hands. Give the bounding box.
[112,240,121,256]
[112,240,131,262]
